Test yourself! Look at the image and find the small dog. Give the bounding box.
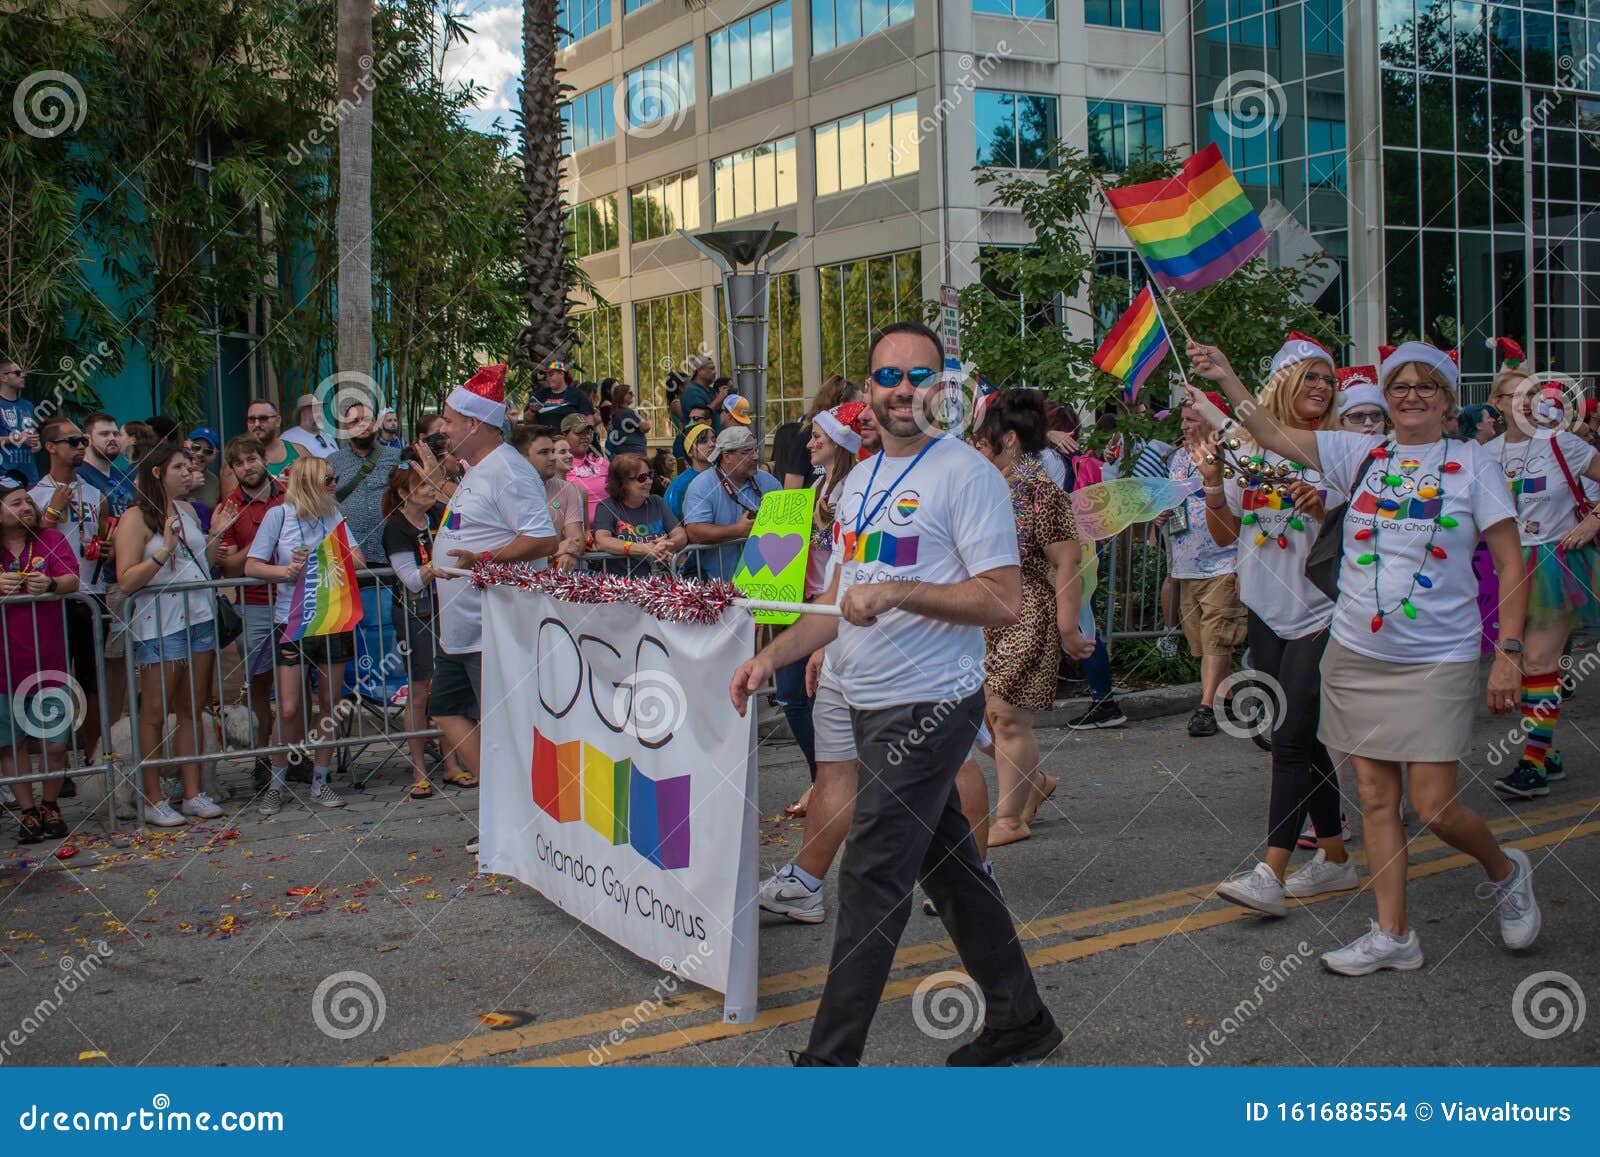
[81,705,257,820]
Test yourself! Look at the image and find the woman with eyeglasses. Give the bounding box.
[1187,335,1357,918]
[1334,368,1389,434]
[245,456,366,815]
[1481,367,1600,800]
[1186,338,1539,976]
[591,453,685,577]
[115,443,231,827]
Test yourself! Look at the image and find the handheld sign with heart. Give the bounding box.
[732,489,818,624]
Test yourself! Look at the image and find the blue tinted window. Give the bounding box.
[565,82,616,153]
[626,46,695,127]
[558,0,612,47]
[812,0,912,55]
[977,89,1059,168]
[1086,101,1164,169]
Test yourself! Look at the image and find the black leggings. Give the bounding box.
[1246,612,1343,852]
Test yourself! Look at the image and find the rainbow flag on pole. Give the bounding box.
[1092,286,1172,402]
[1104,143,1268,292]
[279,522,364,643]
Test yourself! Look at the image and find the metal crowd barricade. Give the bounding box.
[115,568,442,821]
[0,589,119,833]
[1099,526,1173,643]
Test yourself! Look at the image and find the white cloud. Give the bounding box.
[441,2,523,137]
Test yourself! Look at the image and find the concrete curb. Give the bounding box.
[1036,681,1203,731]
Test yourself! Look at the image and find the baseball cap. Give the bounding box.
[683,423,713,453]
[0,469,29,494]
[559,413,590,434]
[188,426,220,449]
[723,394,752,426]
[708,426,757,463]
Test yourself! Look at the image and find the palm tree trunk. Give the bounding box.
[516,0,574,371]
[337,0,375,399]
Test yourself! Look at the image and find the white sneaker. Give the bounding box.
[465,835,479,855]
[1477,846,1541,950]
[142,799,187,828]
[1215,862,1286,917]
[0,784,17,808]
[1320,919,1424,976]
[757,866,825,924]
[309,784,346,809]
[1283,850,1359,899]
[258,789,284,816]
[181,792,224,820]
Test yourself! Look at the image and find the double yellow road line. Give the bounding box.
[368,796,1598,1068]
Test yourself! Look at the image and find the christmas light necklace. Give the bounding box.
[1352,438,1461,632]
[1205,439,1317,550]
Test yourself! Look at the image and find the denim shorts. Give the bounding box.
[133,620,218,667]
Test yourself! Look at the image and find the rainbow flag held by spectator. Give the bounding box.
[1104,144,1269,292]
[1092,287,1172,402]
[280,522,364,643]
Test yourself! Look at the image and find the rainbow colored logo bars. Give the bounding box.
[280,522,364,644]
[838,528,920,567]
[531,729,691,870]
[1092,286,1172,402]
[1104,143,1269,292]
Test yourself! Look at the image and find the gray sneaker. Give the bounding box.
[258,789,284,816]
[309,784,346,809]
[1320,920,1424,976]
[1477,846,1541,950]
[757,866,824,924]
[1215,862,1286,917]
[1283,850,1359,899]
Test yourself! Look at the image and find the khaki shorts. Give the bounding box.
[1178,573,1247,658]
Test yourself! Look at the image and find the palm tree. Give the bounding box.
[337,0,374,396]
[515,0,576,373]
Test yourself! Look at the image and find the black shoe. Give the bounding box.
[36,801,68,839]
[1068,698,1127,730]
[788,1049,838,1066]
[946,1009,1063,1067]
[57,777,77,799]
[15,809,45,846]
[1187,706,1219,737]
[285,753,313,784]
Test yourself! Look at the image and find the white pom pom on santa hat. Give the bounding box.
[446,364,508,425]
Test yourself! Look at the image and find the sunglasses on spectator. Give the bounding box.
[325,474,340,486]
[630,471,652,483]
[49,436,89,448]
[188,443,215,456]
[247,413,275,424]
[1342,408,1386,426]
[870,366,939,389]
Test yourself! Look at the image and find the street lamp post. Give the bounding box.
[680,222,801,456]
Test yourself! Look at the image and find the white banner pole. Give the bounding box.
[731,598,842,618]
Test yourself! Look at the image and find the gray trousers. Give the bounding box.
[804,691,1047,1065]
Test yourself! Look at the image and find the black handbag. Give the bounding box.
[1304,451,1379,601]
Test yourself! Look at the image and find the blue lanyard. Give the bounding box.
[854,439,938,538]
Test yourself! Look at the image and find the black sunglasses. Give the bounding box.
[49,436,89,448]
[870,366,939,389]
[630,471,652,483]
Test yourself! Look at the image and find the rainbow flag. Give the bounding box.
[1104,144,1268,292]
[1092,287,1172,402]
[279,522,364,643]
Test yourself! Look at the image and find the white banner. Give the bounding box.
[478,586,760,1019]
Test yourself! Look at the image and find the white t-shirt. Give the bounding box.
[29,477,105,594]
[1223,449,1341,639]
[1316,432,1515,663]
[1481,430,1598,546]
[246,506,350,624]
[281,426,337,459]
[827,438,1019,711]
[433,443,555,654]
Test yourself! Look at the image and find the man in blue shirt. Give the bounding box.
[0,357,40,484]
[678,358,726,436]
[682,426,780,581]
[76,412,135,516]
[664,421,714,520]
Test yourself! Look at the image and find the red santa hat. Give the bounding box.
[1488,336,1526,372]
[446,364,508,425]
[815,401,867,454]
[1269,332,1334,379]
[1378,341,1459,392]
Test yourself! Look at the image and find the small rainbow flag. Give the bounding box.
[1104,144,1268,292]
[1092,287,1172,402]
[280,522,364,643]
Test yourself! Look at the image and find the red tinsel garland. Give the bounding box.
[471,563,741,625]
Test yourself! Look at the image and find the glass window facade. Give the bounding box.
[812,0,915,57]
[557,0,611,48]
[563,83,616,153]
[633,290,705,430]
[1086,101,1165,170]
[710,2,794,96]
[818,249,924,381]
[568,194,620,258]
[573,304,625,382]
[815,97,920,196]
[712,137,798,221]
[624,0,654,12]
[1085,0,1159,32]
[975,0,1055,16]
[717,273,805,428]
[629,169,700,242]
[976,90,1059,168]
[625,46,695,128]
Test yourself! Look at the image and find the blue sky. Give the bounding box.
[440,1,523,138]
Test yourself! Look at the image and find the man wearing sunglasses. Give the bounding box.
[31,418,111,765]
[186,427,222,504]
[729,322,1059,1067]
[222,400,298,499]
[0,356,40,484]
[531,359,593,432]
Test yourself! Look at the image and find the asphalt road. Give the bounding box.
[1,681,1596,1069]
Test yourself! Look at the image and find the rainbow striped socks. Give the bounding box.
[1520,670,1564,775]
